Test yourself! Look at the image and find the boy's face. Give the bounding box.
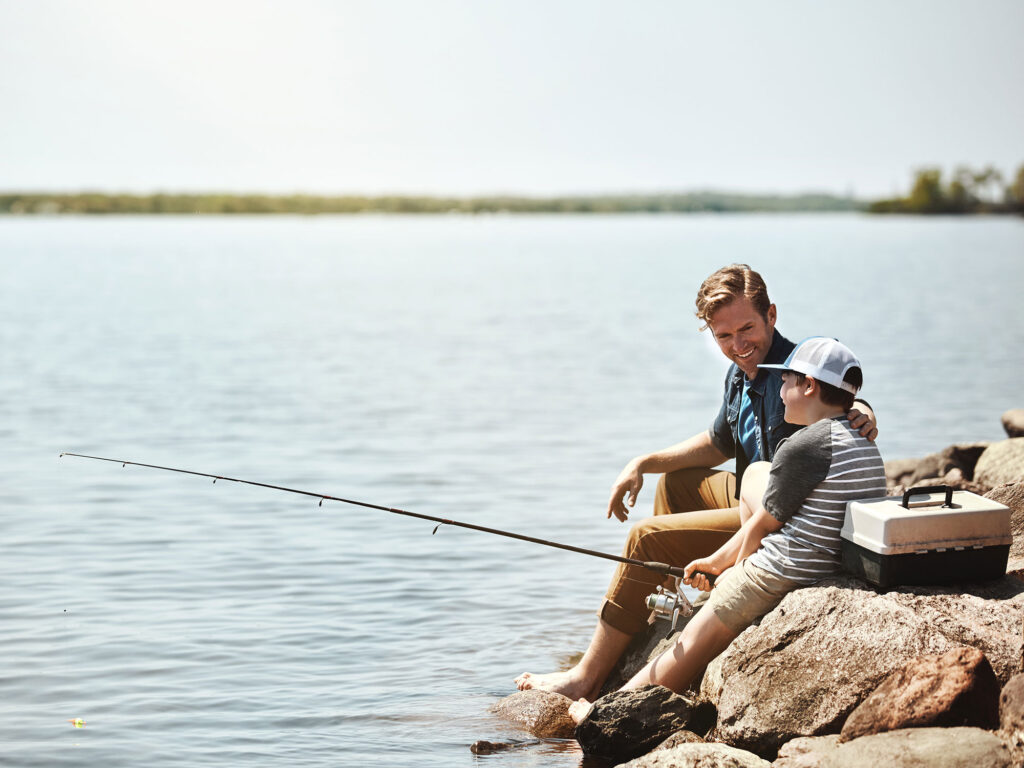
[780,371,810,425]
[707,297,777,379]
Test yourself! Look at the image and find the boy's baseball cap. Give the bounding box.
[758,336,862,394]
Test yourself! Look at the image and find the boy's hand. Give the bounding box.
[683,558,722,593]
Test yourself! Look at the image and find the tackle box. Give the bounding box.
[841,485,1012,589]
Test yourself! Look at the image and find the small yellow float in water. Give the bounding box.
[68,718,86,728]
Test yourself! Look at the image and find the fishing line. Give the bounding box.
[59,452,691,579]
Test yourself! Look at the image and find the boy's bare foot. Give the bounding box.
[568,698,593,724]
[513,669,595,701]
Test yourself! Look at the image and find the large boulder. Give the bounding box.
[489,689,576,738]
[839,646,1000,741]
[574,684,711,763]
[619,742,771,767]
[1003,409,1024,438]
[986,482,1024,559]
[819,727,1011,768]
[699,576,1024,757]
[975,439,1024,490]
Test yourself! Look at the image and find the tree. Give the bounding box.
[907,169,946,213]
[1010,165,1024,211]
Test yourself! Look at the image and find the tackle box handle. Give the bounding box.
[901,485,954,509]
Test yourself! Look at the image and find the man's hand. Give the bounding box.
[607,458,644,522]
[847,404,878,442]
[684,558,725,593]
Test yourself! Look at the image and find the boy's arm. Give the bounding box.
[684,507,786,591]
[683,525,745,591]
[734,507,785,562]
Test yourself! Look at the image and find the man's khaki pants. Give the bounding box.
[599,468,740,634]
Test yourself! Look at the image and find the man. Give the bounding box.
[515,264,877,701]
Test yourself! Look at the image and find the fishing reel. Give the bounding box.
[645,575,694,631]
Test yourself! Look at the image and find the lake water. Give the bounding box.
[1,214,1021,766]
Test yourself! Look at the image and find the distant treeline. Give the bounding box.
[869,164,1024,215]
[0,191,861,215]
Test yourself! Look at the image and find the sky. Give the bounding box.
[1,0,1022,198]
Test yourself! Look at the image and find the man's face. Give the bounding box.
[707,297,777,379]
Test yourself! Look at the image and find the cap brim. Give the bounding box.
[757,363,790,371]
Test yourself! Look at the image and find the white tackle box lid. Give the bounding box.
[841,485,1012,556]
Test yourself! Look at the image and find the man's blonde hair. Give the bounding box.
[695,264,772,330]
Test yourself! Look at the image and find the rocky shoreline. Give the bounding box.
[488,409,1024,767]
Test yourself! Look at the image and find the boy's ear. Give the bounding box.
[803,376,818,397]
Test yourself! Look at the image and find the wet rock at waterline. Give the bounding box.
[574,684,713,763]
[490,689,576,738]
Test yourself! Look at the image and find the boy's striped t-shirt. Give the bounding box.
[748,416,887,584]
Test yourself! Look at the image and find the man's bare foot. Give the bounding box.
[513,668,596,701]
[568,698,593,724]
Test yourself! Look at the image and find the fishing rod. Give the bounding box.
[59,452,693,580]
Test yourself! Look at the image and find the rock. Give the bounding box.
[986,482,1024,560]
[975,439,1024,491]
[652,730,706,751]
[469,740,514,754]
[574,684,704,763]
[1001,673,1024,733]
[839,646,1000,741]
[772,735,841,767]
[490,689,576,738]
[1003,409,1024,438]
[1009,556,1024,583]
[819,727,1011,768]
[699,576,1024,757]
[619,742,772,767]
[885,442,991,489]
[883,457,922,490]
[601,615,684,696]
[941,466,988,493]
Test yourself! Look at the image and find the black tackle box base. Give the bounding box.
[841,539,1010,590]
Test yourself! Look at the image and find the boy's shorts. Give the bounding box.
[705,558,802,634]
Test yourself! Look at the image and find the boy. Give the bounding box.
[568,337,886,720]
